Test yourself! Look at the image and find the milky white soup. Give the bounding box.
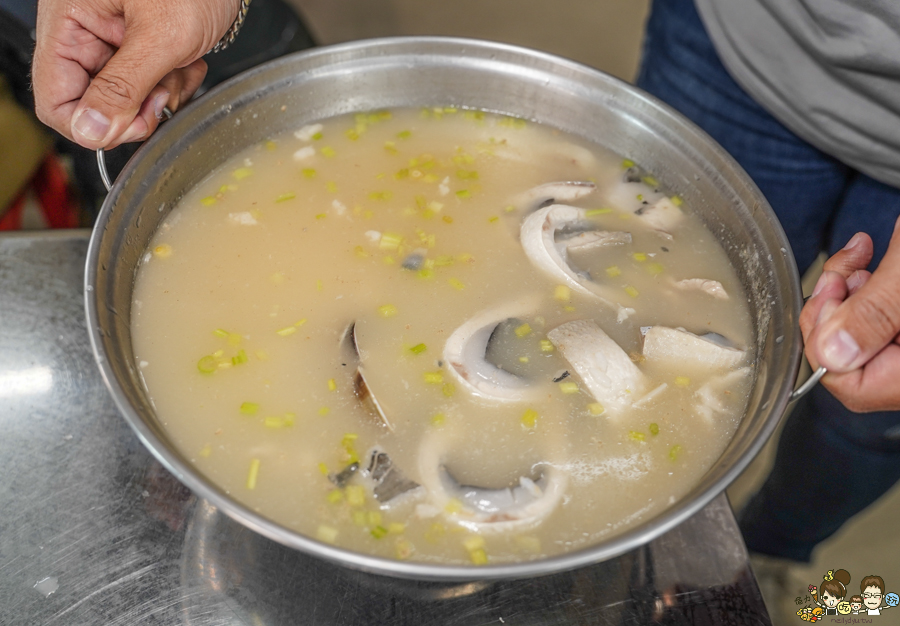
[132,108,754,565]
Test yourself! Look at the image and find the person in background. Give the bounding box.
[28,0,900,604]
[635,0,900,615]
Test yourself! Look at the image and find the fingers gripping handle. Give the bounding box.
[96,106,173,192]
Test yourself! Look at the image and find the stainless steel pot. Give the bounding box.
[85,37,803,581]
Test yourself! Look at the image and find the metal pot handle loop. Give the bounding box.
[96,106,174,192]
[790,366,827,403]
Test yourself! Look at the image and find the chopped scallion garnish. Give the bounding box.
[240,402,259,415]
[246,458,260,489]
[410,343,427,355]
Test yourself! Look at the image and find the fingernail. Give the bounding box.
[72,108,110,142]
[821,329,860,370]
[846,270,864,292]
[154,92,170,120]
[843,233,862,251]
[811,273,828,298]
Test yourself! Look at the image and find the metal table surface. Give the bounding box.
[0,231,771,626]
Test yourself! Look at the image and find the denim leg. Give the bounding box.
[637,0,900,562]
[827,172,900,264]
[636,0,850,275]
[739,389,900,562]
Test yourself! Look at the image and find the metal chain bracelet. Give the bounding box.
[210,0,251,54]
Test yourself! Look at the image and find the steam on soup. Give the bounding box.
[132,108,753,565]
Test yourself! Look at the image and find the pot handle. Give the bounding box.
[790,366,826,403]
[96,107,174,192]
[789,293,828,403]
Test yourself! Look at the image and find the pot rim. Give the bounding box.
[85,35,803,581]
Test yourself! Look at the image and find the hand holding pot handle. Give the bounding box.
[799,218,900,412]
[32,0,240,149]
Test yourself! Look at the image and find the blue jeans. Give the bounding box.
[637,0,900,562]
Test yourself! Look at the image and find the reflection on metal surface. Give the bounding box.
[0,232,772,625]
[0,366,53,397]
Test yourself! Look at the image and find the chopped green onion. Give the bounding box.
[444,499,463,514]
[647,262,665,275]
[585,208,613,216]
[622,159,635,168]
[469,548,488,565]
[318,406,330,416]
[521,408,538,429]
[379,232,403,250]
[317,525,339,543]
[410,343,427,355]
[370,526,389,539]
[424,371,443,384]
[642,175,659,188]
[264,416,283,428]
[606,266,622,277]
[558,381,579,394]
[649,423,660,436]
[669,445,684,461]
[312,132,323,141]
[246,458,260,489]
[321,146,336,158]
[275,192,296,203]
[629,431,646,442]
[201,196,217,206]
[588,402,605,415]
[326,489,343,504]
[442,383,456,397]
[632,253,647,262]
[671,195,683,206]
[231,167,253,180]
[455,189,471,199]
[153,244,172,258]
[554,285,571,302]
[514,323,532,338]
[540,340,554,353]
[378,304,398,318]
[231,349,248,365]
[240,402,259,415]
[448,278,465,290]
[276,326,298,336]
[345,485,365,507]
[675,376,691,387]
[197,356,217,374]
[624,285,640,298]
[431,413,446,426]
[327,378,336,392]
[369,191,393,201]
[397,130,412,140]
[318,462,329,475]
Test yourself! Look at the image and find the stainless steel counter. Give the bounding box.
[0,231,771,625]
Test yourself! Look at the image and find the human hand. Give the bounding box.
[800,218,900,412]
[32,0,240,149]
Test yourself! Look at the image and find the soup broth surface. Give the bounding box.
[132,108,753,565]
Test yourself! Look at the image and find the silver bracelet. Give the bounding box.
[210,0,251,54]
